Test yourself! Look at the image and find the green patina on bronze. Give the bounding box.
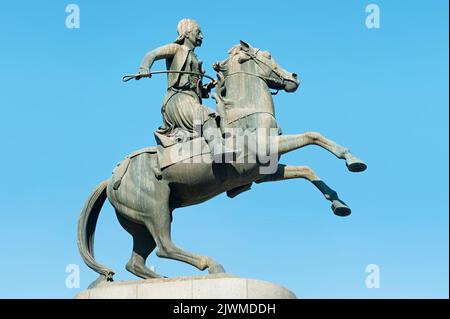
[77,19,367,289]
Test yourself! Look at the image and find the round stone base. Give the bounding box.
[75,273,296,299]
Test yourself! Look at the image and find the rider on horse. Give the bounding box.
[137,19,236,163]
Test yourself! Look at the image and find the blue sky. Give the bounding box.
[0,0,448,298]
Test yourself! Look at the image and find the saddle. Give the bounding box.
[111,146,160,190]
[154,129,213,169]
[112,129,252,198]
[154,128,200,148]
[111,130,212,190]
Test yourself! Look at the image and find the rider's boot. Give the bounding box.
[203,117,238,163]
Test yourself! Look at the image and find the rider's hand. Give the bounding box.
[136,67,151,80]
[204,80,217,92]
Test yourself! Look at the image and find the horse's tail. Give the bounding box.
[77,180,115,288]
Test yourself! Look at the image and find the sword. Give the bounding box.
[122,70,216,82]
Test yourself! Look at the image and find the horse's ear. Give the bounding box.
[240,40,250,51]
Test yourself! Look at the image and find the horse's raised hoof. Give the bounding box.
[346,156,367,172]
[208,264,226,274]
[331,200,351,217]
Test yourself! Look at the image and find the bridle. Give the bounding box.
[224,48,290,95]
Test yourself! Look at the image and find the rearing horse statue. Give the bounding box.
[77,40,366,288]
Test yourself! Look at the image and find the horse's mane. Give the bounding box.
[213,43,243,73]
[213,41,259,101]
[227,44,241,56]
[211,44,245,106]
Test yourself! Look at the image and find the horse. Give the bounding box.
[77,40,367,288]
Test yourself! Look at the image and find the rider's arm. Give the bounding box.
[139,43,178,74]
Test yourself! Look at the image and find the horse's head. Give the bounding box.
[214,40,299,94]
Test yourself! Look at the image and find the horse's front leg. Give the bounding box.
[256,164,351,216]
[276,132,367,172]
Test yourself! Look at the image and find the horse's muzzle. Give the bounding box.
[284,74,299,92]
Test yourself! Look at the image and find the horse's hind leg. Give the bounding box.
[276,133,367,172]
[116,212,164,279]
[256,164,351,216]
[145,202,226,274]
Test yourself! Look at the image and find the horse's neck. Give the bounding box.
[224,61,275,119]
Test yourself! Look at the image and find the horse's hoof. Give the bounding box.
[208,264,226,274]
[331,200,351,217]
[346,156,367,172]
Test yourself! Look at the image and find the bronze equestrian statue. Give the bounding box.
[77,19,367,288]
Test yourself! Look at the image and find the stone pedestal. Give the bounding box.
[75,274,296,299]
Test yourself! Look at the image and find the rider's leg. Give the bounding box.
[203,116,236,163]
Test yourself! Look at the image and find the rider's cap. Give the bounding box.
[174,19,200,44]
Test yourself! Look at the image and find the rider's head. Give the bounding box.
[174,19,203,47]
